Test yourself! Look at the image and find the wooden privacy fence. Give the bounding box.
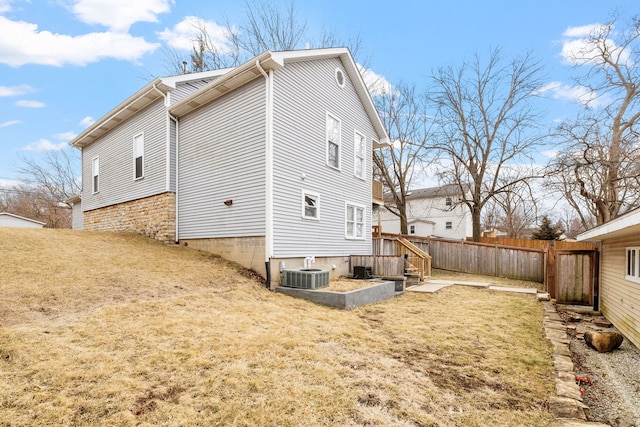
[350,255,404,278]
[374,233,599,305]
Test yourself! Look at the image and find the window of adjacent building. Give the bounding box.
[446,221,452,229]
[446,197,452,207]
[626,247,640,282]
[410,225,415,234]
[346,203,365,239]
[354,131,365,179]
[326,113,341,169]
[302,191,319,220]
[92,156,99,194]
[134,133,144,180]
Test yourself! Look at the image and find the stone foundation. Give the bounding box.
[84,192,176,242]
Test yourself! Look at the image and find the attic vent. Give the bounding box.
[335,68,345,88]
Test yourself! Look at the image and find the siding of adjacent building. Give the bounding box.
[271,57,374,257]
[177,77,266,239]
[81,99,168,212]
[0,213,45,228]
[600,235,640,348]
[71,202,84,230]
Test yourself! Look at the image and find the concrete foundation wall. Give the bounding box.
[269,256,351,288]
[181,236,267,278]
[84,192,176,242]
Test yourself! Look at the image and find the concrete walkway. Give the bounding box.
[406,279,607,426]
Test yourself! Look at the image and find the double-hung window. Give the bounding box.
[354,131,365,179]
[626,247,640,283]
[345,203,365,239]
[302,191,319,220]
[326,113,341,169]
[446,221,452,229]
[134,133,144,179]
[92,157,99,194]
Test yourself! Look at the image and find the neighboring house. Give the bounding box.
[578,208,640,349]
[70,48,390,287]
[66,195,83,230]
[380,184,472,239]
[0,212,45,228]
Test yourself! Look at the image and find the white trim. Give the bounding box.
[0,212,46,226]
[578,206,640,241]
[345,202,366,240]
[172,116,179,243]
[91,156,100,194]
[326,112,341,171]
[353,130,366,180]
[256,60,274,262]
[133,131,144,181]
[301,190,320,220]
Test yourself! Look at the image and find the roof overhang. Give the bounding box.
[578,207,640,241]
[70,78,172,149]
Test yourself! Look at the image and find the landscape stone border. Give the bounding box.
[275,279,396,309]
[543,301,610,427]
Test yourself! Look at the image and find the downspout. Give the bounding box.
[256,59,274,289]
[153,84,180,243]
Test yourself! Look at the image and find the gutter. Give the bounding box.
[256,59,274,289]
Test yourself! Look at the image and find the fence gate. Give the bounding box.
[549,249,598,305]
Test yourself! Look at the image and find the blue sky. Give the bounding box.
[0,0,637,189]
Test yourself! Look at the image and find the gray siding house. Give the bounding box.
[70,48,390,287]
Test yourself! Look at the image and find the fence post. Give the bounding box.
[546,242,557,299]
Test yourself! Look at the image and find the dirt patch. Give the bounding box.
[324,278,377,292]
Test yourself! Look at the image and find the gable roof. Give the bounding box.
[578,206,640,241]
[70,48,390,150]
[0,212,46,226]
[386,184,468,202]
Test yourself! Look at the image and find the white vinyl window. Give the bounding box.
[302,191,319,220]
[326,113,341,170]
[446,197,452,207]
[92,156,99,194]
[626,247,640,283]
[354,131,365,179]
[410,225,415,234]
[345,203,365,239]
[446,221,452,229]
[134,133,144,180]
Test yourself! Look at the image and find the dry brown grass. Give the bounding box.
[431,268,546,291]
[0,228,555,426]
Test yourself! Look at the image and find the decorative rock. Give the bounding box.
[593,318,612,328]
[549,396,588,420]
[584,330,624,353]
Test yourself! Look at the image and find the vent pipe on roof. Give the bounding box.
[182,61,188,74]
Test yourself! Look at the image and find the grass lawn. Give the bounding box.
[0,229,555,426]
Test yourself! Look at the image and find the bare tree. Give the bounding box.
[546,12,640,225]
[0,183,71,228]
[491,177,539,238]
[165,0,366,75]
[429,48,545,241]
[17,149,81,209]
[373,83,435,234]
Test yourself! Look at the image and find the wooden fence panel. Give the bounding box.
[556,252,593,305]
[350,255,404,277]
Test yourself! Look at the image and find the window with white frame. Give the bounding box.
[445,221,452,229]
[354,131,365,179]
[302,191,319,220]
[346,203,365,239]
[326,113,341,169]
[445,197,452,207]
[626,247,640,282]
[134,133,144,179]
[92,156,99,194]
[410,225,415,234]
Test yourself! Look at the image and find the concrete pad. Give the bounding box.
[406,283,452,293]
[426,279,491,288]
[488,285,538,294]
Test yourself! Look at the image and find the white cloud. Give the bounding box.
[0,84,34,97]
[0,178,24,188]
[79,116,95,127]
[535,81,606,108]
[157,15,230,51]
[0,119,21,128]
[15,100,45,108]
[541,149,559,159]
[0,0,11,13]
[21,139,68,152]
[72,0,173,32]
[356,64,393,97]
[561,22,630,66]
[0,16,160,67]
[54,131,78,141]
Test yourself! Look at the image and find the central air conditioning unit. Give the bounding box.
[281,269,330,289]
